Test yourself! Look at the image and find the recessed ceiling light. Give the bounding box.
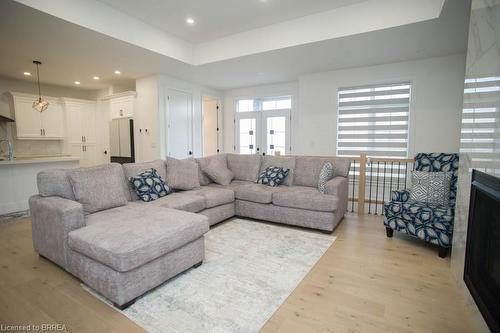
[93,76,100,80]
[23,72,31,76]
[74,81,81,85]
[114,70,121,75]
[186,17,195,25]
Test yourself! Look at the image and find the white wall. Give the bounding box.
[134,74,222,162]
[223,81,298,153]
[223,53,466,157]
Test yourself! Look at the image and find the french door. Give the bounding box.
[235,110,290,155]
[166,89,193,158]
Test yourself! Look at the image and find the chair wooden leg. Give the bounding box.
[385,227,394,238]
[438,246,449,258]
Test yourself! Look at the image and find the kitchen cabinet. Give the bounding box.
[63,98,100,167]
[110,95,134,119]
[11,92,64,139]
[63,99,96,144]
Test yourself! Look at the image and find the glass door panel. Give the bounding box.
[262,109,290,156]
[266,116,287,156]
[238,118,257,155]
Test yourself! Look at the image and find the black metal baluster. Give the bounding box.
[404,162,408,188]
[389,161,394,193]
[397,162,401,189]
[382,161,387,216]
[368,161,373,214]
[351,160,356,213]
[375,161,380,215]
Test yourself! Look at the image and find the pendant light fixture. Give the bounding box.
[32,60,49,112]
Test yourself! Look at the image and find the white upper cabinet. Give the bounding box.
[110,95,135,119]
[11,93,65,140]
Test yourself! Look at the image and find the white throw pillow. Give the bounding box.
[318,162,335,194]
[409,171,452,206]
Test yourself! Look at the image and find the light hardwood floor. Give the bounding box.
[0,214,473,333]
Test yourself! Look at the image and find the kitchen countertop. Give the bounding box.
[0,155,80,166]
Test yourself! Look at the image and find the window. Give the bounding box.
[236,96,291,112]
[460,76,500,175]
[336,82,411,157]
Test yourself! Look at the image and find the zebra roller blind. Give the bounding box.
[461,76,500,175]
[336,82,411,157]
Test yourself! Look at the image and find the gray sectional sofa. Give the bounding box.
[30,153,350,309]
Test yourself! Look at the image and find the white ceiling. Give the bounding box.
[0,0,470,91]
[97,0,366,43]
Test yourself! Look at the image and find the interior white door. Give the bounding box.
[202,98,218,156]
[167,89,192,158]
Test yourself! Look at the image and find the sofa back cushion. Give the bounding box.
[37,169,75,200]
[195,154,227,186]
[259,156,296,186]
[293,156,350,187]
[68,163,129,214]
[227,154,262,182]
[123,160,167,201]
[165,157,201,190]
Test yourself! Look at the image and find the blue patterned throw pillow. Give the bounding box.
[129,168,171,202]
[256,166,289,187]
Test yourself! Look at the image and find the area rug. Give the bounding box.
[84,218,335,333]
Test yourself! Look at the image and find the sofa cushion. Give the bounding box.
[147,192,206,213]
[196,154,227,186]
[68,163,129,214]
[37,169,75,200]
[260,156,296,186]
[294,156,349,187]
[231,183,288,204]
[189,187,235,208]
[256,166,290,187]
[202,158,234,185]
[70,205,209,272]
[227,154,261,182]
[272,188,338,212]
[123,160,167,201]
[165,157,200,190]
[128,168,172,202]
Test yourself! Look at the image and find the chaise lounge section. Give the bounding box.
[30,154,350,308]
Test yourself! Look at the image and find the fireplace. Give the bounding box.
[464,170,500,332]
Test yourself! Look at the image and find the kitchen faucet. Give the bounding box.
[0,139,13,160]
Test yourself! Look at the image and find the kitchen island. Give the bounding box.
[0,156,79,216]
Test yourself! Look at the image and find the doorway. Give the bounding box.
[202,96,220,156]
[235,111,290,156]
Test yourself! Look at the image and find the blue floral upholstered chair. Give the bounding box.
[383,153,459,258]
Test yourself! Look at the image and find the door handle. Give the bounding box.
[188,151,193,155]
[40,129,43,136]
[43,129,45,136]
[104,150,108,155]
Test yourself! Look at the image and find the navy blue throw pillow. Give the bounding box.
[256,166,289,187]
[129,168,171,202]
